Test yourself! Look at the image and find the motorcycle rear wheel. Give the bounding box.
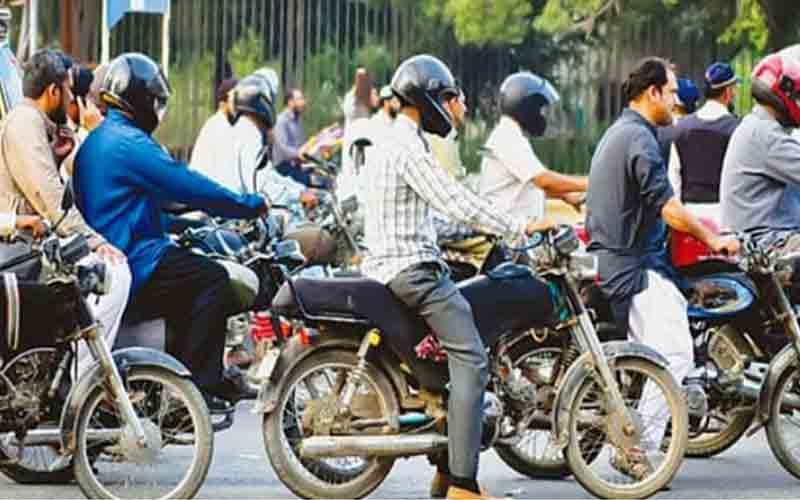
[262,349,398,499]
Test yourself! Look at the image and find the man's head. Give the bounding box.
[285,88,305,115]
[378,85,400,119]
[215,78,238,114]
[228,75,276,140]
[751,45,800,128]
[499,71,560,137]
[704,62,740,108]
[622,57,677,127]
[673,77,700,117]
[102,53,171,134]
[390,54,459,137]
[22,49,74,125]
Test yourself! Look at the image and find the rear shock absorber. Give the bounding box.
[338,329,381,415]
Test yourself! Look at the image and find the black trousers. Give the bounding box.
[127,247,232,392]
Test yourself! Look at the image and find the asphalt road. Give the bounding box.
[2,402,800,499]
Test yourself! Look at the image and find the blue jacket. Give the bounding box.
[74,110,264,293]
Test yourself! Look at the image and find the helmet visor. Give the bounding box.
[540,78,561,106]
[154,95,168,125]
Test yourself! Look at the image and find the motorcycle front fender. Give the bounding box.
[255,335,361,415]
[59,347,191,453]
[550,340,670,448]
[756,344,800,425]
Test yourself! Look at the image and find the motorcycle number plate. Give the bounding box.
[254,347,281,382]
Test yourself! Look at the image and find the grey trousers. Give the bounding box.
[388,261,488,479]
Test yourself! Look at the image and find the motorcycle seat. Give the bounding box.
[275,276,405,324]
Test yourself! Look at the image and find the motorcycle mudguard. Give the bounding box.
[550,341,670,448]
[59,347,191,453]
[685,273,757,321]
[755,344,800,425]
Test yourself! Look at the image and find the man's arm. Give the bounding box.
[3,113,107,248]
[533,169,588,197]
[126,136,266,218]
[399,148,526,238]
[662,196,737,254]
[764,132,800,187]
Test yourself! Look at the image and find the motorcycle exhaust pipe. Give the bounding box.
[7,428,121,446]
[298,433,448,459]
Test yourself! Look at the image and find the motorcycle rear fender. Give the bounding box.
[551,341,670,447]
[756,344,799,424]
[257,331,411,415]
[59,347,191,453]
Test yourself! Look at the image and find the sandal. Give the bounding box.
[610,447,654,481]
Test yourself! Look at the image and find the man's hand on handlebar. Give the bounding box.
[300,190,318,210]
[96,242,126,264]
[525,217,558,236]
[16,215,46,238]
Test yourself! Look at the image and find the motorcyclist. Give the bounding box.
[362,54,545,500]
[479,72,588,223]
[586,57,739,479]
[73,53,268,411]
[720,45,800,297]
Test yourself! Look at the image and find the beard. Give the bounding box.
[655,105,674,127]
[48,104,68,126]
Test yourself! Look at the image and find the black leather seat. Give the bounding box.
[284,276,403,322]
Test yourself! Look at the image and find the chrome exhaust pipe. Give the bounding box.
[8,428,121,447]
[299,433,448,459]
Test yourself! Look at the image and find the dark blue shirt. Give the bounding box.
[585,109,677,329]
[74,110,265,293]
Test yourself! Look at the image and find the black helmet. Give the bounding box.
[101,53,170,134]
[499,72,560,137]
[228,74,277,128]
[391,54,459,137]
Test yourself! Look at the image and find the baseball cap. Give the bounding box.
[705,62,741,90]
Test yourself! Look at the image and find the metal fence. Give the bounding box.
[18,1,742,170]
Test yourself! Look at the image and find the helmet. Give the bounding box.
[251,67,280,104]
[499,72,560,137]
[228,75,277,129]
[751,45,800,127]
[101,53,170,134]
[390,54,459,137]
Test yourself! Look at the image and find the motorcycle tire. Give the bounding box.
[0,434,73,484]
[262,349,397,499]
[72,367,213,500]
[566,358,688,499]
[765,363,800,480]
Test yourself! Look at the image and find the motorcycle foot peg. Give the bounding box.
[683,382,709,417]
[211,411,236,433]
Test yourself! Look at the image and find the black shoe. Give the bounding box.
[200,391,234,414]
[205,366,257,404]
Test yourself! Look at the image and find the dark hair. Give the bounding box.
[704,85,726,100]
[215,78,238,105]
[72,66,94,99]
[22,49,69,99]
[622,57,671,103]
[284,88,301,106]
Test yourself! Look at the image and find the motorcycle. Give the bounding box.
[258,225,688,499]
[0,189,213,499]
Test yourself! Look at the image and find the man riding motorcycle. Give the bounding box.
[721,45,800,298]
[361,54,546,500]
[479,71,588,221]
[586,57,739,479]
[73,53,268,411]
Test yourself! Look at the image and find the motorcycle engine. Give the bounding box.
[0,349,58,434]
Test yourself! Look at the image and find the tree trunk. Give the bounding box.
[758,0,800,51]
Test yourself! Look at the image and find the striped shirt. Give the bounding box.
[362,114,526,284]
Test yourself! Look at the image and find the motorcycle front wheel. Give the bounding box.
[72,367,213,500]
[766,363,800,480]
[566,358,688,499]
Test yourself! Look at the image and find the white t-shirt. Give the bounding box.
[478,116,546,221]
[190,111,305,204]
